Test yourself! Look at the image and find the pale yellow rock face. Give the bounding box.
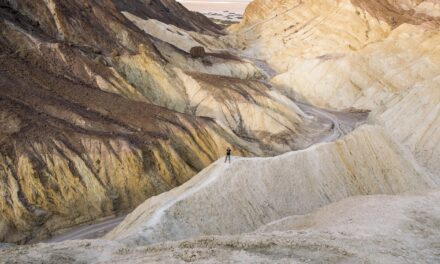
[416,0,440,17]
[231,0,440,175]
[232,0,439,106]
[378,84,440,175]
[0,111,253,243]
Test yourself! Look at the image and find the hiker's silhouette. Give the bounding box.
[225,147,231,163]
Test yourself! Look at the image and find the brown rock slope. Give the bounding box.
[0,52,256,243]
[112,0,224,34]
[0,0,251,244]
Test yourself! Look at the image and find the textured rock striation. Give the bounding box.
[230,0,440,175]
[112,0,224,35]
[0,51,255,243]
[0,0,234,243]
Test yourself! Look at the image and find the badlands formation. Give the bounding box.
[1,0,440,263]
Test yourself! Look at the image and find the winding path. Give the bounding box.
[245,56,367,144]
[45,216,126,243]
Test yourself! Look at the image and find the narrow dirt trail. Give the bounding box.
[44,216,126,243]
[244,56,368,144]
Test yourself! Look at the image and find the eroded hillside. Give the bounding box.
[0,0,249,243]
[1,0,440,263]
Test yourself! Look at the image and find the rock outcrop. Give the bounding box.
[189,46,206,58]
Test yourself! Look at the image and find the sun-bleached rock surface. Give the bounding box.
[106,125,437,245]
[377,84,440,175]
[122,12,227,53]
[232,0,440,110]
[230,0,440,176]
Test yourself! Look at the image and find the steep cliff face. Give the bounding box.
[231,0,440,175]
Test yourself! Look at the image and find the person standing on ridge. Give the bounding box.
[225,147,232,163]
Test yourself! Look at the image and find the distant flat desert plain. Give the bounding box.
[178,0,250,13]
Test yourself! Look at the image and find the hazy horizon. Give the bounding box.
[177,0,251,13]
[178,0,250,2]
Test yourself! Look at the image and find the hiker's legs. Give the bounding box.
[225,155,228,163]
[228,155,231,163]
